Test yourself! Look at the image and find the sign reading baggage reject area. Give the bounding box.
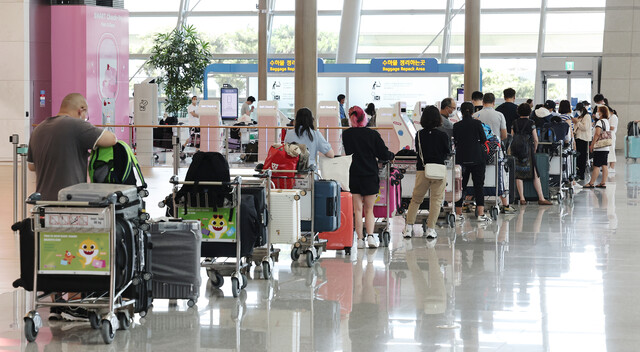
[39,232,110,275]
[371,58,438,73]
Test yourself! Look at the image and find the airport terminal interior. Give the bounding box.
[2,0,640,351]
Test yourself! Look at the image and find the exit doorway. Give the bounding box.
[543,71,593,106]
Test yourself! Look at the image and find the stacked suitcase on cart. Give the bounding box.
[626,121,640,160]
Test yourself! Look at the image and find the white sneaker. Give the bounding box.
[402,225,413,239]
[425,228,438,239]
[455,215,464,225]
[357,239,365,249]
[367,235,379,248]
[476,214,493,223]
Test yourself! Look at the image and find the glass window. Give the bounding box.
[125,0,180,12]
[547,0,605,7]
[362,0,446,10]
[188,17,258,54]
[273,0,344,11]
[129,17,178,54]
[358,15,445,54]
[269,14,339,54]
[544,12,604,52]
[452,0,538,8]
[481,59,537,102]
[190,0,259,11]
[481,14,540,53]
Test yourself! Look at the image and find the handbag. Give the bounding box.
[263,144,299,189]
[593,119,613,149]
[418,133,446,179]
[318,155,352,191]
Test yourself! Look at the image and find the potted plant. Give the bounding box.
[148,24,212,118]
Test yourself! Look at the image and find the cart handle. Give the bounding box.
[169,175,242,186]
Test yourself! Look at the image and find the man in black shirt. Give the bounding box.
[496,88,518,135]
[472,91,484,113]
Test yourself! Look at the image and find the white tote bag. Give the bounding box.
[318,155,352,191]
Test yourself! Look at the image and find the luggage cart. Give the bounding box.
[169,176,249,298]
[22,197,144,344]
[268,168,327,267]
[372,162,394,247]
[464,152,507,221]
[547,142,577,200]
[394,155,461,229]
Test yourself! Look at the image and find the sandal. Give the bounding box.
[595,183,606,188]
[583,183,595,188]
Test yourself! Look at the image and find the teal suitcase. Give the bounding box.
[625,136,640,160]
[520,153,550,201]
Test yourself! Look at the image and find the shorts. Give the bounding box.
[593,150,609,167]
[349,174,380,196]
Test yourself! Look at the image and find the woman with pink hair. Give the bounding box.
[342,106,395,249]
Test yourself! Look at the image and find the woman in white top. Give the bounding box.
[571,102,592,181]
[284,107,335,166]
[584,106,610,188]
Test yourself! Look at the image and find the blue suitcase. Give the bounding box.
[625,136,640,159]
[301,180,341,232]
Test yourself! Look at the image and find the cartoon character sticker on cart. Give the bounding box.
[200,211,236,241]
[78,239,105,268]
[60,250,76,266]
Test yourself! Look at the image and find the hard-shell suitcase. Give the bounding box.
[301,180,340,232]
[58,183,145,220]
[149,220,201,305]
[521,153,550,201]
[626,136,640,159]
[318,192,353,252]
[373,167,401,218]
[242,187,268,247]
[269,189,301,244]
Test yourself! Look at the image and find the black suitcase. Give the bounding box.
[241,187,268,247]
[149,220,201,305]
[201,194,259,258]
[505,155,516,204]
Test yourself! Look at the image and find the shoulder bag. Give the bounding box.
[418,132,446,179]
[593,119,613,149]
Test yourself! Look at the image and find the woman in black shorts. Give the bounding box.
[585,105,610,188]
[342,106,395,249]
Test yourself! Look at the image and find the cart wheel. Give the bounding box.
[117,312,130,331]
[89,311,101,329]
[241,273,248,289]
[383,231,391,247]
[210,272,224,288]
[139,310,147,318]
[557,192,564,201]
[24,317,38,342]
[262,261,272,279]
[187,299,196,307]
[305,251,314,267]
[344,247,351,255]
[447,213,456,228]
[491,207,499,221]
[569,187,574,198]
[290,247,300,261]
[100,320,115,344]
[231,277,241,298]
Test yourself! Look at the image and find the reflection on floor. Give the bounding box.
[1,157,639,351]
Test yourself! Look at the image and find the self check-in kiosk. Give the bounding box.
[257,100,283,162]
[133,80,158,166]
[199,99,224,152]
[377,102,416,153]
[411,101,427,132]
[317,101,342,155]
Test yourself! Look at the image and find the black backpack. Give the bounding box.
[510,121,531,162]
[174,152,231,212]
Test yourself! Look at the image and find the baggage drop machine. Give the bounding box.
[377,102,417,154]
[256,100,285,162]
[317,101,342,155]
[199,99,224,153]
[411,101,427,133]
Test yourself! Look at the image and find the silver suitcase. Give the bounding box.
[149,219,201,305]
[58,183,144,220]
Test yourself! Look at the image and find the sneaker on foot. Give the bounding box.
[476,214,493,223]
[357,239,365,249]
[425,228,438,239]
[60,307,89,322]
[49,307,62,321]
[402,225,413,239]
[501,205,517,214]
[367,235,379,248]
[455,215,464,224]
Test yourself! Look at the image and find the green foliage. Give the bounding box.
[148,25,212,115]
[449,70,535,101]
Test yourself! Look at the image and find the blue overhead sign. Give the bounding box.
[370,58,438,73]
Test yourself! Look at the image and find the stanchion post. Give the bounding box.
[19,144,28,219]
[10,134,19,224]
[225,128,230,161]
[172,134,180,176]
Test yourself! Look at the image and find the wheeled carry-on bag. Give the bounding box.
[241,187,269,247]
[318,191,354,253]
[301,179,340,232]
[373,167,402,218]
[521,153,550,201]
[626,136,640,159]
[149,219,202,307]
[269,189,302,244]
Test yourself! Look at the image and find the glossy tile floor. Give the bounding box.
[0,154,637,351]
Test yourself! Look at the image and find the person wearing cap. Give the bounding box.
[545,100,560,117]
[342,106,395,249]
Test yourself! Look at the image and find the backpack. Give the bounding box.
[628,121,639,137]
[510,121,531,162]
[173,151,231,213]
[541,122,569,144]
[89,141,146,187]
